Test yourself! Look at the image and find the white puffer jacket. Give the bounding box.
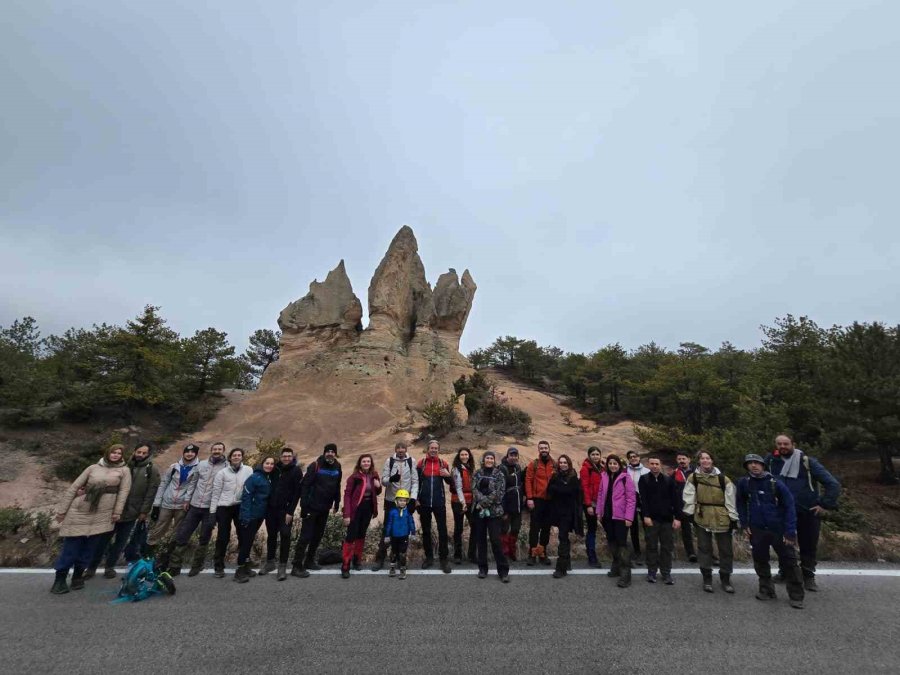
[189,458,229,509]
[209,464,252,514]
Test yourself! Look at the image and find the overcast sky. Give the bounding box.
[2,1,898,356]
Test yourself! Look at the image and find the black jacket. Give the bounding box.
[500,458,525,515]
[548,472,584,535]
[269,461,303,515]
[638,472,681,523]
[300,456,342,514]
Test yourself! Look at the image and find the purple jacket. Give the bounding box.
[595,471,636,522]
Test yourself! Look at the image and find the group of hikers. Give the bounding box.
[50,433,841,609]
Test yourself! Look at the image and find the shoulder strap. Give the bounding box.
[718,474,726,492]
[802,454,816,492]
[389,457,395,471]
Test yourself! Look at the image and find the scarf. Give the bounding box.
[779,449,802,480]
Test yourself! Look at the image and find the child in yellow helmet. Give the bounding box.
[383,489,416,579]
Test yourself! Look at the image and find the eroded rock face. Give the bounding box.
[278,260,363,333]
[432,268,477,333]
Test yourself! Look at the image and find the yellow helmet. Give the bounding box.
[395,489,410,500]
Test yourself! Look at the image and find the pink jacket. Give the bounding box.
[595,471,636,522]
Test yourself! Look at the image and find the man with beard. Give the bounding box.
[291,444,342,578]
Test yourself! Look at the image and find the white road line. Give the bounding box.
[1,567,900,576]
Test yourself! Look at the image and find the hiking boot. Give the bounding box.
[702,570,714,593]
[527,556,536,566]
[50,572,69,595]
[290,565,310,578]
[233,563,250,583]
[398,567,407,580]
[246,566,258,577]
[304,562,321,572]
[213,567,225,579]
[500,574,510,583]
[441,559,452,574]
[421,558,434,569]
[662,573,675,585]
[552,569,566,579]
[790,598,804,609]
[83,567,96,581]
[389,564,397,577]
[804,577,818,592]
[477,570,487,579]
[167,567,181,578]
[341,568,350,579]
[259,560,276,575]
[103,567,117,579]
[71,575,85,591]
[617,572,631,588]
[277,564,287,581]
[720,573,735,594]
[646,571,657,583]
[756,588,777,601]
[688,554,698,563]
[188,565,203,577]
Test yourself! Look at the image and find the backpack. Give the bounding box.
[767,452,817,492]
[691,472,728,519]
[389,456,414,474]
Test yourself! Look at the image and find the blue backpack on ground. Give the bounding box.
[114,556,176,603]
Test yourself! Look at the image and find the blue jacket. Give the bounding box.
[384,506,416,538]
[766,451,841,511]
[736,472,797,537]
[240,468,273,522]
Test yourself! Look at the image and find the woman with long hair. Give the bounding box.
[450,447,476,564]
[51,444,132,594]
[580,446,604,568]
[682,450,738,593]
[234,456,276,583]
[548,454,583,578]
[472,451,510,582]
[341,454,382,578]
[596,454,636,588]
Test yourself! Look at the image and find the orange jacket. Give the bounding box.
[525,456,555,500]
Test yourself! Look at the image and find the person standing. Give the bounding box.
[595,455,636,588]
[168,441,228,577]
[291,443,342,578]
[450,448,476,564]
[638,455,681,585]
[548,454,583,578]
[87,442,159,579]
[261,447,303,581]
[766,434,841,592]
[672,451,697,563]
[209,448,253,578]
[580,447,604,568]
[417,440,453,573]
[383,489,416,579]
[147,444,200,560]
[682,451,739,593]
[51,445,132,594]
[624,450,650,565]
[499,447,525,562]
[525,440,555,565]
[371,441,419,571]
[341,454,382,578]
[472,451,510,582]
[234,457,276,583]
[737,454,804,609]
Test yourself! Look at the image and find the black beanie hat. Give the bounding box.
[324,443,338,457]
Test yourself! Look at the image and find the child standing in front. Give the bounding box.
[384,489,416,579]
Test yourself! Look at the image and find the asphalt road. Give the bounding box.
[2,565,898,674]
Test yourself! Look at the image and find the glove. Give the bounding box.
[390,473,401,483]
[150,506,160,522]
[407,499,416,514]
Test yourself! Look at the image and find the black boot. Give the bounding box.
[292,542,310,577]
[304,551,322,572]
[552,557,567,579]
[754,561,776,600]
[259,559,276,575]
[617,547,632,588]
[701,568,714,593]
[83,567,96,580]
[233,563,250,583]
[720,572,734,594]
[189,545,208,577]
[50,570,69,595]
[607,544,621,578]
[277,563,287,581]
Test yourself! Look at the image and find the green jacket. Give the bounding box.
[121,457,161,522]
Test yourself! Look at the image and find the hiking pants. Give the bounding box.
[696,528,733,575]
[628,514,642,556]
[528,499,552,551]
[501,511,522,537]
[169,506,215,567]
[344,500,374,542]
[474,514,508,576]
[796,509,821,578]
[213,504,241,568]
[680,516,696,558]
[295,511,329,562]
[148,506,187,546]
[90,520,136,569]
[584,507,598,561]
[390,536,409,568]
[55,535,101,573]
[643,519,674,574]
[557,521,573,570]
[237,518,264,565]
[751,528,804,600]
[125,521,147,562]
[418,504,449,561]
[451,501,476,561]
[265,510,294,563]
[602,518,628,546]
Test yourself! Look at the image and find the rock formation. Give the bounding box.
[202,226,476,453]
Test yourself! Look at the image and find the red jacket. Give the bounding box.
[342,472,382,521]
[580,458,602,507]
[525,456,555,500]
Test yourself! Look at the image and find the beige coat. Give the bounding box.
[57,460,132,537]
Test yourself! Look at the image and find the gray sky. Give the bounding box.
[2,1,898,356]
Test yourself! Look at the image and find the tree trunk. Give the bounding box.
[877,446,899,485]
